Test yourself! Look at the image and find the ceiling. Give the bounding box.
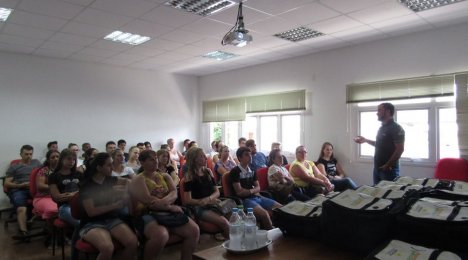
[1,0,468,76]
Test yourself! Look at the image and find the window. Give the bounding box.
[209,112,303,154]
[353,97,457,164]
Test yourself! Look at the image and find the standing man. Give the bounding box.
[245,139,267,173]
[354,102,405,184]
[4,145,41,240]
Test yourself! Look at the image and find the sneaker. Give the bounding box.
[12,230,30,242]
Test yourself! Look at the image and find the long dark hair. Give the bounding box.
[318,142,335,162]
[186,147,211,182]
[54,149,77,174]
[267,149,281,167]
[84,152,111,180]
[43,150,60,168]
[83,148,97,168]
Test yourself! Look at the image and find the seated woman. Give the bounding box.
[156,149,180,186]
[79,152,137,260]
[316,142,358,191]
[266,149,295,204]
[129,150,199,260]
[78,148,98,173]
[214,145,237,184]
[33,150,60,220]
[183,147,229,239]
[126,146,141,173]
[289,146,334,201]
[49,149,82,227]
[111,149,135,179]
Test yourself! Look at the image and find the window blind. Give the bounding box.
[455,73,468,160]
[346,75,454,103]
[202,97,246,123]
[202,90,306,122]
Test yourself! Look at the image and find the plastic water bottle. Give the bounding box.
[244,207,257,250]
[237,205,246,247]
[228,208,242,250]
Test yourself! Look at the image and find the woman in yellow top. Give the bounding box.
[129,150,199,260]
[289,145,334,200]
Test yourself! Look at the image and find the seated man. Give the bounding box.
[245,139,267,174]
[4,145,41,240]
[230,147,281,230]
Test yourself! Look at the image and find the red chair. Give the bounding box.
[285,164,290,171]
[256,167,269,191]
[179,178,221,234]
[434,158,468,181]
[221,171,234,198]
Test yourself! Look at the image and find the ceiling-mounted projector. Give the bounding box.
[222,1,252,47]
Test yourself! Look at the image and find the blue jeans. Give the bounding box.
[373,166,400,185]
[58,204,80,227]
[331,177,358,191]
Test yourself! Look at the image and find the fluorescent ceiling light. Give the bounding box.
[203,51,238,60]
[274,27,324,42]
[0,7,13,22]
[165,0,236,16]
[104,31,151,45]
[399,0,466,12]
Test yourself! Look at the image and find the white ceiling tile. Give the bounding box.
[331,25,386,42]
[0,0,20,9]
[279,3,341,26]
[125,45,166,57]
[245,0,315,16]
[414,0,468,16]
[106,52,147,62]
[40,40,85,52]
[173,44,216,56]
[48,32,98,46]
[34,48,74,58]
[74,8,134,29]
[129,61,164,70]
[90,39,132,51]
[100,58,136,66]
[60,21,113,38]
[348,1,413,24]
[319,0,391,14]
[140,38,184,51]
[91,0,158,18]
[138,56,177,66]
[61,0,95,6]
[69,53,106,62]
[371,14,433,34]
[180,18,231,37]
[209,6,272,25]
[18,0,84,19]
[191,37,224,49]
[297,34,348,49]
[0,42,36,54]
[141,5,201,28]
[75,46,121,58]
[249,17,300,35]
[152,51,194,62]
[8,10,69,31]
[421,10,468,28]
[3,23,55,40]
[310,15,364,34]
[119,19,174,38]
[247,34,288,49]
[0,33,44,47]
[159,29,205,44]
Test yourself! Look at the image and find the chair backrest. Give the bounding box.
[256,167,269,191]
[221,171,233,197]
[207,157,214,173]
[70,192,83,220]
[10,159,22,166]
[285,164,290,171]
[434,158,468,181]
[29,167,42,198]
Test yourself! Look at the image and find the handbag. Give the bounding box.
[204,198,237,217]
[150,209,189,227]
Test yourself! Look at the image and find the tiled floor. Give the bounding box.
[0,212,222,260]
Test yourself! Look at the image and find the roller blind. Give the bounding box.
[245,90,306,113]
[347,75,454,103]
[202,97,246,123]
[455,73,468,160]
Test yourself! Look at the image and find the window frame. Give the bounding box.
[350,97,456,167]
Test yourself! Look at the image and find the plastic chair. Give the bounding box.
[1,159,22,222]
[434,158,468,182]
[256,167,269,191]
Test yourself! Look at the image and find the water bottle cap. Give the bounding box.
[232,207,238,212]
[237,205,244,209]
[247,207,253,212]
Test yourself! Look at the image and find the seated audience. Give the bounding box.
[230,147,282,230]
[78,148,98,173]
[316,142,358,191]
[68,143,83,167]
[214,145,237,183]
[105,141,116,154]
[269,142,288,166]
[117,139,129,162]
[209,140,217,157]
[49,149,82,227]
[33,150,60,220]
[81,142,91,160]
[156,149,180,186]
[188,141,198,149]
[47,141,58,151]
[130,150,199,260]
[267,149,295,204]
[137,142,145,152]
[5,145,42,240]
[289,146,334,200]
[211,141,224,164]
[183,147,229,239]
[144,141,152,150]
[126,146,141,173]
[245,139,267,173]
[111,149,135,179]
[233,137,247,164]
[167,138,183,168]
[181,139,191,156]
[79,152,137,260]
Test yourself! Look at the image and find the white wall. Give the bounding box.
[0,52,199,207]
[199,22,468,186]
